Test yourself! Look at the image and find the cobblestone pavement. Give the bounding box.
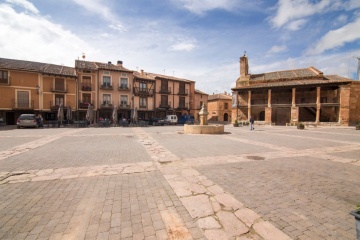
[0,125,359,240]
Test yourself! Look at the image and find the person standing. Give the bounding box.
[250,116,254,130]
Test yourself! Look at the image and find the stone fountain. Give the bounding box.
[184,104,224,134]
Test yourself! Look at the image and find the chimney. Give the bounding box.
[240,53,249,77]
[117,60,123,67]
[141,69,144,75]
[108,61,112,65]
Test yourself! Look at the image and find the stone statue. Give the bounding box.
[199,103,208,125]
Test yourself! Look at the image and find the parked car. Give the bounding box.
[148,117,165,126]
[17,114,38,128]
[164,115,178,125]
[178,115,194,124]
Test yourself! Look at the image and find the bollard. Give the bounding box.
[350,209,360,240]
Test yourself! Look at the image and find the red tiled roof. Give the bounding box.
[208,93,232,101]
[75,60,132,72]
[133,71,156,81]
[233,67,353,91]
[0,58,76,77]
[195,89,209,95]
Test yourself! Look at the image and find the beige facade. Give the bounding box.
[231,54,360,126]
[207,93,232,122]
[193,89,209,122]
[0,58,77,124]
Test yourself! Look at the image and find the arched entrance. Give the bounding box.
[224,113,229,121]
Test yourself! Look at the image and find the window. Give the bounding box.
[0,70,8,84]
[103,76,111,86]
[120,95,128,105]
[179,82,185,93]
[121,73,127,77]
[140,97,147,107]
[55,94,64,106]
[200,101,203,108]
[103,94,111,105]
[161,95,168,107]
[179,97,185,108]
[17,91,29,108]
[161,80,168,92]
[224,102,228,110]
[83,93,91,103]
[140,82,147,91]
[120,78,128,88]
[55,78,65,91]
[82,76,91,85]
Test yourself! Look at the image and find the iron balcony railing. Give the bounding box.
[79,101,94,109]
[159,87,171,94]
[100,101,113,108]
[159,102,171,108]
[50,101,70,110]
[100,84,113,90]
[133,87,154,96]
[81,84,92,91]
[178,89,188,95]
[118,103,131,109]
[118,84,131,91]
[176,102,189,110]
[12,99,34,109]
[51,87,68,93]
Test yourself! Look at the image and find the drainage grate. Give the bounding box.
[246,156,265,161]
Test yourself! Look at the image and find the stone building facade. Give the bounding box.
[207,93,232,122]
[231,54,360,126]
[0,57,202,124]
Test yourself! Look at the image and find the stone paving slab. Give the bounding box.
[0,125,359,240]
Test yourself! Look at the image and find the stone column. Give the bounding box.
[247,90,251,120]
[265,89,272,124]
[339,85,350,126]
[292,88,296,107]
[316,87,321,123]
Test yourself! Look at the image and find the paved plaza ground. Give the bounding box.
[0,124,359,240]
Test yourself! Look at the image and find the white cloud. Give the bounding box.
[70,0,126,31]
[285,19,307,31]
[267,45,287,54]
[0,3,93,66]
[306,17,360,55]
[270,0,338,29]
[169,42,196,52]
[5,0,38,14]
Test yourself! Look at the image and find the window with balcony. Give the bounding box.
[102,76,111,87]
[140,97,147,108]
[83,93,91,103]
[140,82,147,92]
[103,94,111,106]
[120,78,128,89]
[161,80,169,93]
[0,70,8,84]
[179,97,185,108]
[82,76,92,91]
[161,95,168,108]
[179,82,185,94]
[54,78,65,92]
[55,94,64,106]
[17,91,29,108]
[120,95,128,106]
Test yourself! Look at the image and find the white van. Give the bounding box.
[165,115,178,125]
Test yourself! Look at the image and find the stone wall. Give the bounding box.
[349,82,360,125]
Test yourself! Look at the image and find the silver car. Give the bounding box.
[17,114,38,128]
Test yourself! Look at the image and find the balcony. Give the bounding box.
[118,104,131,109]
[12,100,34,109]
[50,101,70,110]
[178,89,188,96]
[100,102,113,109]
[100,84,113,90]
[79,101,94,109]
[81,84,92,91]
[139,105,148,110]
[118,84,131,91]
[159,87,171,94]
[133,87,154,96]
[176,103,189,110]
[51,87,68,93]
[159,102,171,108]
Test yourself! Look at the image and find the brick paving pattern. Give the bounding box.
[0,125,359,239]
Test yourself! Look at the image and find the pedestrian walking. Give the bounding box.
[250,116,254,130]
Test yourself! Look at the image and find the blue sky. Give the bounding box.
[1,0,360,94]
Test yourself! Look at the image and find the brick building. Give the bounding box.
[231,54,360,126]
[207,92,232,122]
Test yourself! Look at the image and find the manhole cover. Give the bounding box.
[125,135,133,138]
[246,156,265,161]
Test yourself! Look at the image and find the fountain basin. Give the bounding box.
[184,124,224,134]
